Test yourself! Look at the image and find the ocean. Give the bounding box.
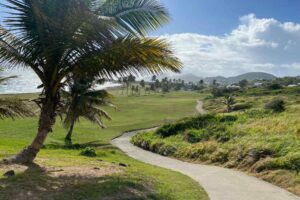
[0,69,121,94]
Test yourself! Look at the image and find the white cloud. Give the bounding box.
[162,14,300,77]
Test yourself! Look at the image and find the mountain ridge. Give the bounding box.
[155,72,277,84]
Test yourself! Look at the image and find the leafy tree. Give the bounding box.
[213,80,217,86]
[140,79,145,93]
[60,76,113,145]
[0,0,181,164]
[267,83,282,90]
[131,85,136,95]
[239,79,248,89]
[152,75,157,82]
[140,80,145,88]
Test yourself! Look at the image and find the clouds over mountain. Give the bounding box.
[163,14,300,77]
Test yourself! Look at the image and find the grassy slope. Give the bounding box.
[132,87,300,196]
[0,91,209,200]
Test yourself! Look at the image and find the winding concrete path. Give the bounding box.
[112,101,300,200]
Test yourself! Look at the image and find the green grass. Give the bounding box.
[0,91,209,200]
[133,88,300,196]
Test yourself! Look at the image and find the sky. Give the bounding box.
[1,0,300,77]
[155,0,300,77]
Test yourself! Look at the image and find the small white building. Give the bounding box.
[287,84,298,88]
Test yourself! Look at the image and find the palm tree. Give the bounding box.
[222,95,236,113]
[60,76,113,145]
[0,0,181,164]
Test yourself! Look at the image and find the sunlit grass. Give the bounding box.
[0,91,209,200]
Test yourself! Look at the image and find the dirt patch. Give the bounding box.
[48,165,122,178]
[0,163,122,179]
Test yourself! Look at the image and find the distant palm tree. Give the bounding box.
[0,0,181,164]
[222,95,236,113]
[60,76,113,145]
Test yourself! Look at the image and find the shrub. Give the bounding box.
[158,144,177,156]
[218,115,238,123]
[184,114,217,129]
[156,123,186,137]
[184,129,209,143]
[266,83,282,90]
[210,149,229,163]
[80,147,97,157]
[232,103,252,111]
[214,131,232,143]
[268,153,300,173]
[211,87,239,98]
[156,114,217,137]
[182,142,217,160]
[140,139,151,150]
[265,98,285,113]
[149,141,165,152]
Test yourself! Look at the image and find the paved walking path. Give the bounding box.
[112,101,300,200]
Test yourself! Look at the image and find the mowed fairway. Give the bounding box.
[0,91,209,200]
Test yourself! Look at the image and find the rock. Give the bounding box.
[93,167,100,170]
[3,170,15,177]
[119,163,129,167]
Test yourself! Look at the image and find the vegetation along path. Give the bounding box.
[112,101,300,200]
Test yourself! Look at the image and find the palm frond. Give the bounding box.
[82,106,112,128]
[0,98,35,119]
[0,75,17,84]
[97,0,169,36]
[77,36,182,79]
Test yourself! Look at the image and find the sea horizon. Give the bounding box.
[0,69,121,94]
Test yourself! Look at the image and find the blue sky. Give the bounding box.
[1,0,300,77]
[1,0,300,36]
[158,0,300,36]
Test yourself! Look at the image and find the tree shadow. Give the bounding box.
[0,164,159,200]
[43,141,119,151]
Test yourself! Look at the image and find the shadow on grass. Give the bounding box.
[0,164,160,200]
[43,141,119,151]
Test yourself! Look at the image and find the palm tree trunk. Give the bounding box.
[65,121,75,145]
[11,96,57,164]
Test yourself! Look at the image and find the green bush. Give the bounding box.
[268,153,300,173]
[156,114,217,137]
[210,149,229,163]
[232,103,252,111]
[158,144,177,156]
[149,141,165,152]
[265,98,285,113]
[211,87,240,97]
[218,115,238,123]
[182,142,217,160]
[214,130,232,143]
[156,123,186,137]
[266,83,282,90]
[184,129,209,143]
[80,147,97,157]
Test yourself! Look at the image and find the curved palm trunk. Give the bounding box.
[65,121,75,145]
[12,96,57,164]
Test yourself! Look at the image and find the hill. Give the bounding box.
[228,72,276,83]
[155,72,276,84]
